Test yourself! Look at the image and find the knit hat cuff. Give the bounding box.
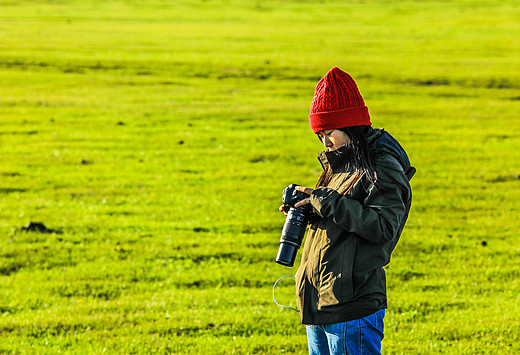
[309,106,371,133]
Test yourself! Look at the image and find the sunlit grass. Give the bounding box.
[0,0,519,353]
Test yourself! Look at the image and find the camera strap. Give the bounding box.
[272,276,299,313]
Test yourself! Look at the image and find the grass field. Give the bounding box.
[0,0,519,353]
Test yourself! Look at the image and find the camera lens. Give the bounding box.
[276,206,310,267]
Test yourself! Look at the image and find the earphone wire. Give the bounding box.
[272,275,299,313]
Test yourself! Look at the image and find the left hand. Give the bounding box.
[294,186,314,208]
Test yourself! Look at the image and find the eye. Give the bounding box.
[318,131,333,141]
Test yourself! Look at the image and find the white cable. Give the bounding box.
[272,275,299,313]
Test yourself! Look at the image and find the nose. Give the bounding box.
[322,136,333,148]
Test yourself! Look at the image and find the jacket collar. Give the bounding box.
[316,128,383,174]
[317,145,354,174]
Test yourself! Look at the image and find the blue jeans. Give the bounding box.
[306,309,385,355]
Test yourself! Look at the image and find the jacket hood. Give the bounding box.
[369,129,416,181]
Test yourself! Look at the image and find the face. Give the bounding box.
[317,129,351,151]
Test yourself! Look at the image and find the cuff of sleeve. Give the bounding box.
[309,187,336,217]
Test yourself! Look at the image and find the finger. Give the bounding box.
[294,197,310,208]
[279,205,288,216]
[295,186,314,195]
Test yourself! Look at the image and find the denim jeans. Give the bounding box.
[306,309,385,355]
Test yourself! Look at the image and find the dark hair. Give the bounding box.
[315,126,377,191]
[339,126,377,186]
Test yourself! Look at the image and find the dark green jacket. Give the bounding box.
[295,129,414,325]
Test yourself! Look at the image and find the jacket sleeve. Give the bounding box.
[309,158,411,245]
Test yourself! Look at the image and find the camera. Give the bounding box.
[276,184,312,267]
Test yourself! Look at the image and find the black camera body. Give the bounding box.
[276,184,312,267]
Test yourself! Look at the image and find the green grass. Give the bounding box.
[0,0,519,353]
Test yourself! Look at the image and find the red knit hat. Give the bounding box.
[309,67,371,134]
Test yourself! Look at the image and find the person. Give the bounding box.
[283,67,415,354]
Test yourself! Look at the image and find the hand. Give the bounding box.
[294,186,314,208]
[279,204,288,216]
